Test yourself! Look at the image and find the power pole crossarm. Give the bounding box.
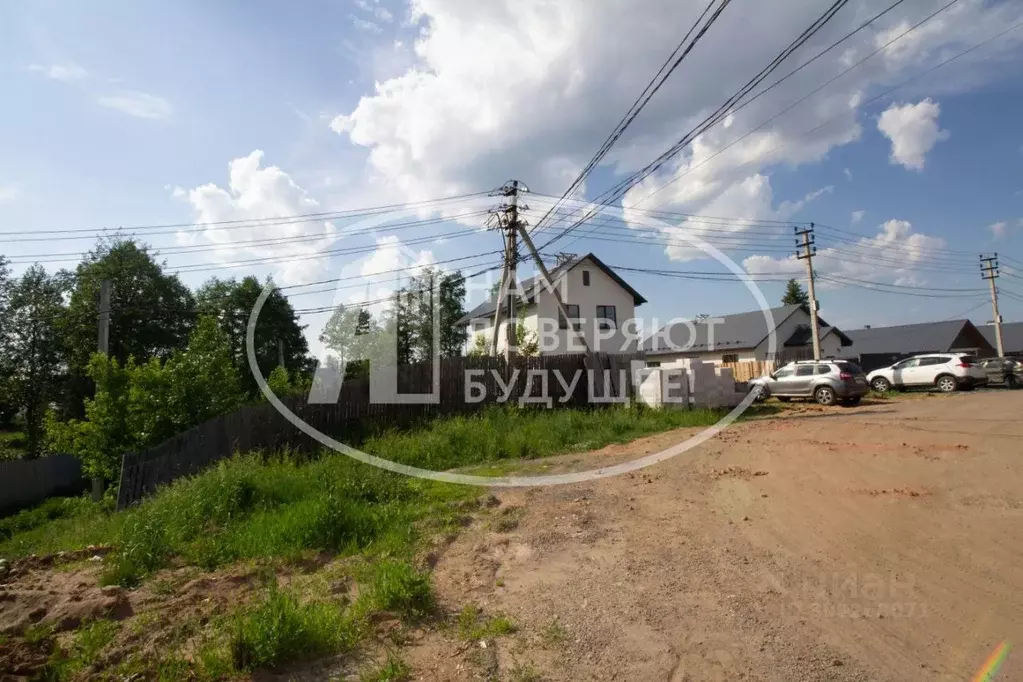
[795,225,821,361]
[981,254,1004,358]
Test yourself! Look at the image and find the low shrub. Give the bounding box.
[230,586,354,671]
[367,561,435,619]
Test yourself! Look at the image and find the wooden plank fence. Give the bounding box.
[117,353,640,509]
[721,360,776,383]
[0,455,85,514]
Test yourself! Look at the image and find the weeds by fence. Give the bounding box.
[0,455,85,514]
[117,353,639,509]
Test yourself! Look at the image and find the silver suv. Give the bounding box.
[749,360,869,406]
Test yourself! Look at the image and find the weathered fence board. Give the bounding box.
[117,353,637,509]
[0,455,85,515]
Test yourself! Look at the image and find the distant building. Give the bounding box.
[978,322,1023,357]
[842,319,995,371]
[457,253,647,355]
[642,304,852,366]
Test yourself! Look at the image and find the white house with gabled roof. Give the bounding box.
[457,253,647,355]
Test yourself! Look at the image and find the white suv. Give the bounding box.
[866,354,988,393]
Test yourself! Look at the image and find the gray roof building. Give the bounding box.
[978,322,1023,355]
[642,304,851,356]
[843,320,994,357]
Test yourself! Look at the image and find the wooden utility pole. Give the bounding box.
[981,254,1004,358]
[277,338,285,368]
[795,224,821,360]
[94,280,111,502]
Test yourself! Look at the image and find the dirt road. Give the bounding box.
[410,392,1023,681]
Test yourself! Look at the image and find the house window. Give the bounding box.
[559,304,581,330]
[721,353,739,363]
[582,270,591,286]
[596,305,617,331]
[647,361,661,368]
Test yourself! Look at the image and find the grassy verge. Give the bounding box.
[1,404,738,566]
[359,404,744,471]
[0,404,745,678]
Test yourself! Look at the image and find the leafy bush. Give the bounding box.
[47,316,243,481]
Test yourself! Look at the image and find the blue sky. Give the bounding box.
[2,0,1023,357]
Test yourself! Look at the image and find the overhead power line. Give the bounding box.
[529,0,734,237]
[0,191,492,240]
[5,211,492,265]
[628,0,961,214]
[535,0,854,251]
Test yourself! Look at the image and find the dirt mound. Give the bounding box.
[0,568,132,635]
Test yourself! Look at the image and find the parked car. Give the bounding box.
[866,353,987,393]
[977,358,1021,388]
[749,360,870,406]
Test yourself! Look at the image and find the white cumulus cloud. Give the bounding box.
[989,221,1008,239]
[876,99,949,171]
[174,150,339,284]
[851,210,865,224]
[743,218,947,286]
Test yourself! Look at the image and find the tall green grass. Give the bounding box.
[360,404,733,470]
[1,405,738,583]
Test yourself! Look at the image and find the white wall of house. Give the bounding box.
[466,258,639,355]
[534,260,638,354]
[468,304,539,354]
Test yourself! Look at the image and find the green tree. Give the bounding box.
[196,276,312,397]
[781,278,809,306]
[61,240,195,415]
[47,354,132,481]
[48,316,243,481]
[6,265,68,455]
[166,315,244,426]
[394,268,468,362]
[0,256,16,427]
[319,305,374,366]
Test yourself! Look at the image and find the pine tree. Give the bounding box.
[782,278,809,306]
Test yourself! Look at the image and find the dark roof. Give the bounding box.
[978,322,1023,354]
[843,320,994,356]
[456,253,646,326]
[642,304,848,356]
[783,323,852,347]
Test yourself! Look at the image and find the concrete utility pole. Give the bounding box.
[981,254,1004,358]
[795,224,821,360]
[504,181,520,364]
[94,280,111,502]
[488,181,592,357]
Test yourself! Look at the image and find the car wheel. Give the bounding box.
[871,377,891,393]
[748,385,766,402]
[814,386,836,406]
[936,375,958,393]
[1006,374,1019,389]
